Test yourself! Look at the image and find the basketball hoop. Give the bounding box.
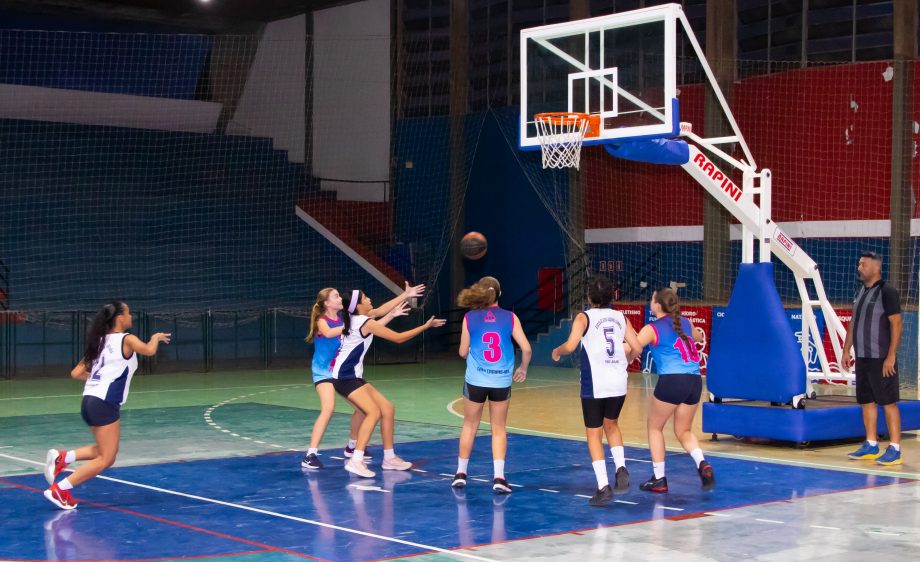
[534,112,597,170]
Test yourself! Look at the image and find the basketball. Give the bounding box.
[460,231,487,260]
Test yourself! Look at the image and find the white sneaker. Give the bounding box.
[381,456,412,471]
[345,458,375,478]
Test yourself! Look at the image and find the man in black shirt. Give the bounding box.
[842,252,902,465]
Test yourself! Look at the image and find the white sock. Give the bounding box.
[57,478,73,491]
[493,459,505,479]
[867,439,878,447]
[352,450,364,464]
[307,448,318,455]
[64,450,76,464]
[592,459,608,489]
[690,448,705,468]
[653,461,665,479]
[610,446,625,469]
[457,457,469,474]
[384,449,396,460]
[891,443,900,451]
[348,439,357,449]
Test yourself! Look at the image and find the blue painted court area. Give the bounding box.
[0,434,907,562]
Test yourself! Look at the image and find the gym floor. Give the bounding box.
[1,361,917,561]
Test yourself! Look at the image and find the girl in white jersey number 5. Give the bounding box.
[43,301,170,510]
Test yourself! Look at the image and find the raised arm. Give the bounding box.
[362,315,445,344]
[636,324,657,348]
[368,282,425,318]
[124,333,171,357]
[551,312,586,361]
[510,313,532,382]
[377,302,410,328]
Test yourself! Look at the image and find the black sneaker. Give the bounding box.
[589,485,613,507]
[698,460,715,490]
[614,466,629,491]
[343,445,372,461]
[492,477,512,494]
[451,472,468,488]
[639,475,668,493]
[301,452,322,469]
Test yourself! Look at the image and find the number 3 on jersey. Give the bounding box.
[482,332,502,362]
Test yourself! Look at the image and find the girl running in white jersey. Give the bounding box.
[43,301,171,509]
[451,276,531,494]
[552,275,642,506]
[301,284,421,469]
[332,289,445,478]
[634,288,714,493]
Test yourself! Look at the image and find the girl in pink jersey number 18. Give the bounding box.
[452,277,531,494]
[634,288,714,493]
[43,301,171,510]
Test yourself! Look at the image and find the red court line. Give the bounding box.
[372,478,914,561]
[0,478,327,562]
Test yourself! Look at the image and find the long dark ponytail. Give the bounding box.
[655,288,692,347]
[340,289,364,336]
[83,301,126,366]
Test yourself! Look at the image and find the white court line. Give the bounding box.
[574,494,592,499]
[867,531,901,536]
[614,499,638,505]
[329,456,345,460]
[704,512,731,518]
[508,483,523,488]
[539,488,559,493]
[755,519,785,524]
[0,452,497,562]
[810,525,841,530]
[625,458,652,463]
[411,468,427,473]
[660,506,684,512]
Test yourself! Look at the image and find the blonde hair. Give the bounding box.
[306,288,337,343]
[457,276,501,310]
[655,288,692,347]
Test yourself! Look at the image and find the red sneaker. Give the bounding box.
[44,449,69,485]
[43,484,78,510]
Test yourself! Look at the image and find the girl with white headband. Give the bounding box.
[331,288,446,477]
[301,283,423,470]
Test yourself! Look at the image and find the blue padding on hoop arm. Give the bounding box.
[604,137,690,165]
[707,263,806,402]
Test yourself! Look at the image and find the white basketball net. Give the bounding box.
[535,112,590,170]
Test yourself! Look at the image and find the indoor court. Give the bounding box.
[2,0,920,560]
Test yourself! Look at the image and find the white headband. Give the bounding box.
[348,290,360,313]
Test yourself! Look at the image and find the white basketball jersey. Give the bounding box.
[331,315,374,380]
[83,333,138,405]
[579,308,629,398]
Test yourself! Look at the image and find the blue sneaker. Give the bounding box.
[847,441,881,460]
[875,446,902,466]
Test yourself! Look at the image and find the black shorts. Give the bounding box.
[463,382,511,404]
[653,374,703,406]
[855,358,899,405]
[80,395,121,427]
[332,378,367,397]
[314,378,334,387]
[581,395,626,428]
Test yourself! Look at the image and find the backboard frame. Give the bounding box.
[519,3,681,150]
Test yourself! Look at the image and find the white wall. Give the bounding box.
[0,84,221,133]
[312,0,391,201]
[230,15,306,163]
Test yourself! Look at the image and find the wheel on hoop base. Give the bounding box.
[791,395,806,409]
[709,393,722,404]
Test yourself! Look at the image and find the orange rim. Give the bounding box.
[535,112,599,138]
